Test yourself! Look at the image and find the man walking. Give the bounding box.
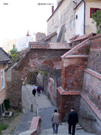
[51,109,60,134]
[68,107,78,135]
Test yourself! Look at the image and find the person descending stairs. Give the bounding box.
[15,84,96,135]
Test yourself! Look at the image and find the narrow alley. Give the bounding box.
[12,84,96,135]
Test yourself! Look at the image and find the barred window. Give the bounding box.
[90,8,101,18]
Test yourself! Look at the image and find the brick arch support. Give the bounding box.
[6,48,69,109]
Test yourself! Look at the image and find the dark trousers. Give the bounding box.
[68,124,76,135]
[52,124,59,134]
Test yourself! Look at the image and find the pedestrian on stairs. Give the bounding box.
[32,88,36,96]
[51,109,60,134]
[67,107,78,135]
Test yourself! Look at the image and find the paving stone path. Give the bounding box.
[13,84,96,135]
[38,106,56,130]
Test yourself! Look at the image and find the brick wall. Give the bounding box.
[87,36,101,74]
[57,87,80,121]
[61,56,88,91]
[82,70,101,110]
[79,35,101,135]
[79,97,101,134]
[6,48,68,109]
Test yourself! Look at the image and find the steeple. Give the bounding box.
[26,30,30,37]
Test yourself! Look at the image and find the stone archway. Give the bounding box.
[6,42,70,109]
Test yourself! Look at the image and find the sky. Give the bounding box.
[0,0,57,47]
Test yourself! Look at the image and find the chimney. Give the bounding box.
[52,6,54,14]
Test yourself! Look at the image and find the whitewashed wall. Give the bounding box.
[75,3,84,35]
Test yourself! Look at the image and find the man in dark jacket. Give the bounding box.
[68,107,78,135]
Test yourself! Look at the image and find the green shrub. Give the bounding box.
[0,123,8,134]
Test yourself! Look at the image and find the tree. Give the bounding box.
[92,10,101,34]
[10,45,20,63]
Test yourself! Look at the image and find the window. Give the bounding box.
[90,8,101,18]
[1,70,5,90]
[76,15,78,19]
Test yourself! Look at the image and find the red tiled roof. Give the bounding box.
[29,42,70,50]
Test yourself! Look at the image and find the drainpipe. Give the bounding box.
[83,0,86,34]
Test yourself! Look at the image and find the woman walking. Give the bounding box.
[51,109,60,134]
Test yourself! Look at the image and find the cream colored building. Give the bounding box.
[85,0,101,34]
[47,0,101,43]
[75,0,101,35]
[47,0,79,43]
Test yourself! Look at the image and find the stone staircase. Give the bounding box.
[38,107,96,135]
[15,85,97,135]
[40,123,96,135]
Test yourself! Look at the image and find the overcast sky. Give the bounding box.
[0,0,57,46]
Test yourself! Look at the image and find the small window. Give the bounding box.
[90,8,100,18]
[76,15,78,19]
[1,70,5,90]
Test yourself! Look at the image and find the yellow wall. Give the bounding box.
[85,1,101,34]
[0,64,7,104]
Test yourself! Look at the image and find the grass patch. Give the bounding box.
[0,123,9,134]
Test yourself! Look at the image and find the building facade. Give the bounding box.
[0,48,11,115]
[47,0,101,43]
[75,0,101,35]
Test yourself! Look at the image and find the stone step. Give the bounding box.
[40,123,96,135]
[19,129,36,135]
[76,124,83,130]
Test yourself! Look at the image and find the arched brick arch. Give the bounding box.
[6,42,70,109]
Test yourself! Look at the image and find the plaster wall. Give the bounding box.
[75,2,84,35]
[47,0,77,42]
[85,1,101,34]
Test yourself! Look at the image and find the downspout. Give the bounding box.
[83,0,86,34]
